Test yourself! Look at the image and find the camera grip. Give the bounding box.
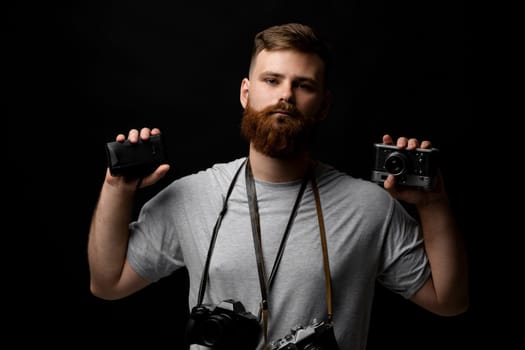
[105,134,167,178]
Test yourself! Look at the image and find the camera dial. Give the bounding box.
[200,313,235,346]
[384,152,408,176]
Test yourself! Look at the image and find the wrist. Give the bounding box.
[103,173,140,197]
[416,195,450,213]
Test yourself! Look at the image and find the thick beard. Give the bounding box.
[241,100,318,158]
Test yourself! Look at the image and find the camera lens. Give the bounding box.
[201,314,234,346]
[384,152,408,176]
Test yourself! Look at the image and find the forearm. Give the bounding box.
[88,180,136,296]
[418,198,469,315]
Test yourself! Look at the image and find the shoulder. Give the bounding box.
[153,157,246,206]
[315,161,393,204]
[207,157,247,178]
[173,157,246,188]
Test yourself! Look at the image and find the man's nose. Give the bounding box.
[279,82,295,103]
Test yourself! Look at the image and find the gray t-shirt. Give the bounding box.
[128,157,430,350]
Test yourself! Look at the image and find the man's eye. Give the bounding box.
[265,78,278,85]
[299,83,314,91]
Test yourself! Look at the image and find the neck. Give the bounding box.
[248,143,312,183]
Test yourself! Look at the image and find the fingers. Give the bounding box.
[115,129,140,143]
[139,127,161,140]
[115,133,126,142]
[383,174,396,190]
[382,134,394,145]
[137,164,171,189]
[420,140,432,149]
[115,128,161,143]
[396,137,409,148]
[382,134,432,149]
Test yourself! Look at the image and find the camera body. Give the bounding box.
[105,134,167,178]
[185,299,261,350]
[268,319,339,350]
[371,143,440,190]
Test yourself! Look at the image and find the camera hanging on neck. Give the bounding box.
[186,157,336,350]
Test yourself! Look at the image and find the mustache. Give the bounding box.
[265,101,300,117]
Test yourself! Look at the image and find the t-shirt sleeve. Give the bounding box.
[127,184,186,282]
[376,199,431,299]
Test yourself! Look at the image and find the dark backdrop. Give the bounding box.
[8,1,484,348]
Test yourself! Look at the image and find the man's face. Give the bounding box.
[240,49,330,158]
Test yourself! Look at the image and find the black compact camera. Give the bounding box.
[268,319,339,350]
[185,299,261,350]
[105,134,167,178]
[371,143,440,190]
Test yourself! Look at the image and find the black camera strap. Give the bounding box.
[245,158,334,346]
[245,158,309,345]
[194,157,334,348]
[195,158,247,306]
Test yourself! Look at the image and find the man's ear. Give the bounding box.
[240,78,250,108]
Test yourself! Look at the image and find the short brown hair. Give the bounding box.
[249,23,332,84]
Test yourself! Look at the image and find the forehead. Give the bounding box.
[251,49,325,81]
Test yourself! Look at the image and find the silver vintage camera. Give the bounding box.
[268,319,339,350]
[371,143,440,190]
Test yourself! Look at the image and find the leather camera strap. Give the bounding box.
[245,158,309,345]
[246,158,334,345]
[194,156,334,348]
[311,170,334,322]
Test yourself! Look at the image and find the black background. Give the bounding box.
[8,1,490,348]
